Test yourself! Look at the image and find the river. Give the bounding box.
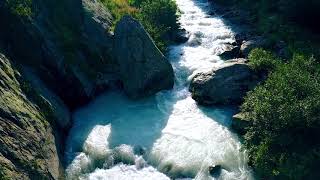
[64,0,253,179]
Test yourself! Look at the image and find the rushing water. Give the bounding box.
[65,0,254,179]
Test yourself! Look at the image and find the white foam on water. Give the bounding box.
[81,165,170,180]
[65,0,254,179]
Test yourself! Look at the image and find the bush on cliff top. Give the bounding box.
[136,0,179,51]
[248,48,279,73]
[242,51,320,179]
[5,0,33,17]
[101,0,179,52]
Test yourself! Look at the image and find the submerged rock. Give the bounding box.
[209,165,222,177]
[134,145,146,156]
[189,59,260,105]
[114,15,174,98]
[172,29,190,44]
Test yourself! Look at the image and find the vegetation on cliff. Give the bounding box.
[0,53,62,179]
[101,0,179,51]
[5,0,33,17]
[242,50,320,179]
[211,0,320,179]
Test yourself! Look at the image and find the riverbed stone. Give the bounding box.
[219,45,241,60]
[209,165,222,177]
[189,59,260,105]
[114,15,174,98]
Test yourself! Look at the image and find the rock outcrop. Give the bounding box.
[0,0,118,109]
[0,1,175,179]
[114,15,174,98]
[189,59,260,105]
[219,44,241,60]
[231,113,250,135]
[0,53,63,179]
[0,0,117,179]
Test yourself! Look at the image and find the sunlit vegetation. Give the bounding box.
[5,0,33,17]
[101,0,179,52]
[241,49,320,179]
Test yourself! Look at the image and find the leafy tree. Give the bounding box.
[241,52,320,179]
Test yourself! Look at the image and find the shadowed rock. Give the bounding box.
[114,15,174,98]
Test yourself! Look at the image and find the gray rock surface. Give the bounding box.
[219,45,241,60]
[114,15,174,98]
[21,67,71,129]
[240,37,266,57]
[0,53,63,179]
[232,113,250,135]
[189,59,260,105]
[0,0,117,178]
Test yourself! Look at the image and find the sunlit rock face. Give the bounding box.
[190,59,260,105]
[65,0,254,179]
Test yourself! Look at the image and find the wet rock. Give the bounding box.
[240,37,266,57]
[189,59,260,105]
[114,15,174,98]
[208,10,216,16]
[134,145,146,156]
[219,45,241,60]
[172,29,190,44]
[209,165,222,177]
[187,34,202,46]
[232,113,251,135]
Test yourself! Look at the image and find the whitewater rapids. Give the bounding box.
[64,0,254,179]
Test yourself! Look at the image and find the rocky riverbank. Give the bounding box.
[0,0,174,179]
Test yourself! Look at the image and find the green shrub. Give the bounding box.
[100,0,138,29]
[5,0,33,17]
[248,48,279,72]
[137,0,179,51]
[241,54,320,179]
[101,0,179,52]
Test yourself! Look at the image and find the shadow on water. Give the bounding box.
[198,104,238,127]
[65,90,176,166]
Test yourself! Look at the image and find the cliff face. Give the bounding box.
[0,0,117,179]
[0,0,117,110]
[0,0,175,179]
[0,53,62,179]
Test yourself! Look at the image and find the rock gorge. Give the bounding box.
[0,0,173,179]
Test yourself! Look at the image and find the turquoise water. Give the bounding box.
[65,0,253,179]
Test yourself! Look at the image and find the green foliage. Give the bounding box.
[241,54,320,179]
[137,0,179,51]
[5,0,33,17]
[101,0,179,52]
[100,0,139,29]
[214,0,320,60]
[248,48,279,72]
[0,167,10,180]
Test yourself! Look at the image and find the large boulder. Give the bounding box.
[219,44,241,60]
[114,15,174,98]
[189,59,260,105]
